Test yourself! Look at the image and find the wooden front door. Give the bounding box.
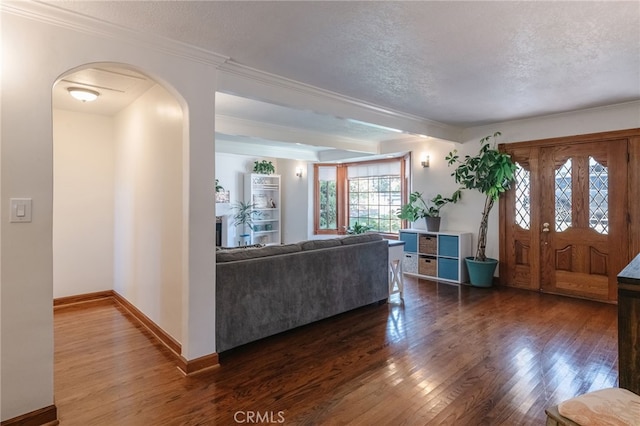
[501,136,629,302]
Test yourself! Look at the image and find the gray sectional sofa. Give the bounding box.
[215,233,389,353]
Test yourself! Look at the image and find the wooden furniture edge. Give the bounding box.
[1,404,58,426]
[177,353,220,376]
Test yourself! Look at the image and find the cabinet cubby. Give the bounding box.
[399,229,472,284]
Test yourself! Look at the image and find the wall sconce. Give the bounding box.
[295,167,303,178]
[421,155,430,168]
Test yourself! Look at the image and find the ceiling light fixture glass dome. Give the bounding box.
[67,87,100,102]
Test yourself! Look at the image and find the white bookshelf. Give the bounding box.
[244,173,281,245]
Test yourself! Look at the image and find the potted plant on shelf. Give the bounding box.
[253,160,275,175]
[215,179,230,203]
[446,131,516,287]
[346,221,373,234]
[396,190,462,232]
[231,201,262,246]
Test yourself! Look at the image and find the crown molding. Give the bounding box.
[2,1,464,142]
[218,61,463,143]
[1,1,230,67]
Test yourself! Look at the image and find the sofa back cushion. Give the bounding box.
[340,233,384,245]
[216,243,301,262]
[299,238,342,251]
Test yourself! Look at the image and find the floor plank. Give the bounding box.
[54,278,618,425]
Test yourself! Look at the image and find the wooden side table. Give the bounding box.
[618,252,640,395]
[387,240,406,298]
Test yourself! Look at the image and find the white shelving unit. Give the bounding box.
[399,229,472,284]
[244,173,281,245]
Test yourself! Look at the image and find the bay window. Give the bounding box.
[314,155,409,235]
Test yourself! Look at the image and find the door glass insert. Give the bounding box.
[589,156,608,234]
[555,159,572,232]
[514,162,530,229]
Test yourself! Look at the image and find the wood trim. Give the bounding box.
[54,291,181,361]
[111,291,182,356]
[177,353,220,376]
[336,165,348,234]
[629,136,640,259]
[54,291,221,376]
[1,405,58,426]
[498,128,640,150]
[53,290,113,308]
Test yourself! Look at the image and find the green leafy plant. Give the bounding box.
[346,222,373,235]
[446,131,517,261]
[253,160,275,175]
[215,179,224,193]
[397,190,462,221]
[232,201,262,233]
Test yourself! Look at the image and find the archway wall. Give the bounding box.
[111,83,184,342]
[1,5,220,421]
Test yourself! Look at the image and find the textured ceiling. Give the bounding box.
[47,1,640,127]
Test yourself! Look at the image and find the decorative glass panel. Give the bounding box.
[555,159,572,232]
[514,162,531,230]
[589,157,608,234]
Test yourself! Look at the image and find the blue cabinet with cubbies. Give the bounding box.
[399,229,472,284]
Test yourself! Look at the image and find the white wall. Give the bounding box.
[278,159,309,244]
[214,152,281,246]
[52,109,115,298]
[113,84,184,342]
[381,100,640,262]
[1,7,218,421]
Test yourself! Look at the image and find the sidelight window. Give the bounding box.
[514,162,531,230]
[589,156,608,234]
[555,159,572,232]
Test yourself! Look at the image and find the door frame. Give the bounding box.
[498,128,640,300]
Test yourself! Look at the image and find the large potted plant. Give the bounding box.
[397,190,462,232]
[231,201,262,246]
[446,132,516,287]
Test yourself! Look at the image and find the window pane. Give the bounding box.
[318,166,337,230]
[589,156,608,234]
[514,162,531,230]
[348,172,402,233]
[555,159,572,232]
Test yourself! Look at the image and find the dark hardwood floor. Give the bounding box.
[54,277,618,425]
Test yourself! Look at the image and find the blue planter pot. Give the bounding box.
[239,234,251,246]
[465,257,498,287]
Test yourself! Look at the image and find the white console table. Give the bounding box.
[387,240,406,298]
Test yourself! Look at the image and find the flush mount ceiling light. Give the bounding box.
[67,87,100,102]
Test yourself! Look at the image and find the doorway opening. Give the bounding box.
[52,63,186,342]
[499,130,637,302]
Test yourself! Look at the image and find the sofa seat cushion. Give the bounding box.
[216,243,301,262]
[557,387,640,426]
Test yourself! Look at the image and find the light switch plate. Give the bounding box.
[10,198,32,223]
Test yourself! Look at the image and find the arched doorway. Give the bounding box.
[52,63,186,345]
